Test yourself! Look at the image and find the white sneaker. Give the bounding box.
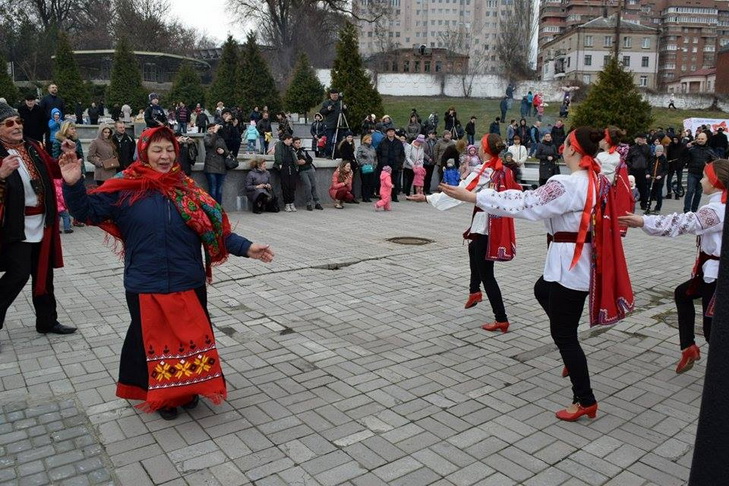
[290,204,297,212]
[284,204,292,212]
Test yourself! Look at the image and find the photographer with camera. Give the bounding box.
[319,89,346,158]
[144,93,167,128]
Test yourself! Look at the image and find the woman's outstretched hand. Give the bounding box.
[617,212,645,228]
[247,244,274,263]
[58,153,83,185]
[406,194,426,202]
[438,183,477,203]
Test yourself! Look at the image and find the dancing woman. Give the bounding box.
[409,134,521,332]
[440,127,634,421]
[620,159,727,373]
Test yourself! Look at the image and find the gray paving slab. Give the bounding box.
[0,193,710,484]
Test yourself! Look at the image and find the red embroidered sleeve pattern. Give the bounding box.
[534,180,566,205]
[696,207,720,231]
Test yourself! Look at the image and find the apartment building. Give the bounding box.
[541,15,660,89]
[538,0,729,88]
[353,0,508,74]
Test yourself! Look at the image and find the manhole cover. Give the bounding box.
[387,237,434,245]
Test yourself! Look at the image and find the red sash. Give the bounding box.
[590,176,635,326]
[117,290,227,411]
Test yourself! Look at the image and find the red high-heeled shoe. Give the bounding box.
[482,321,509,333]
[675,344,701,374]
[465,292,482,309]
[555,403,598,422]
[561,367,569,378]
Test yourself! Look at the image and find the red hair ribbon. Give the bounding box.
[604,128,617,154]
[567,130,600,269]
[466,136,504,191]
[705,162,727,204]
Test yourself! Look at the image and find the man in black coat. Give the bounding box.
[319,89,346,157]
[626,134,652,210]
[17,95,46,143]
[112,121,136,171]
[683,132,717,213]
[376,127,405,202]
[39,83,65,147]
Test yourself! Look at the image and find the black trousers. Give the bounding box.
[467,234,507,323]
[534,277,595,406]
[0,241,58,332]
[391,168,402,200]
[120,286,208,390]
[647,177,664,211]
[361,172,375,201]
[402,168,414,196]
[424,165,435,194]
[675,278,716,349]
[629,168,648,209]
[279,171,298,204]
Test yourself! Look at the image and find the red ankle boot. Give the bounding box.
[482,321,509,333]
[465,292,482,309]
[675,344,701,374]
[555,403,598,422]
[561,367,569,378]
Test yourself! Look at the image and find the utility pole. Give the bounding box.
[613,0,623,59]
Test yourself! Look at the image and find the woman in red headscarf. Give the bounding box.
[597,126,633,235]
[440,127,634,421]
[620,159,727,374]
[409,134,521,332]
[59,126,275,420]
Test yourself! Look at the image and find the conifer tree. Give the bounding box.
[330,22,383,134]
[238,33,281,113]
[52,33,89,108]
[571,56,653,137]
[208,36,239,109]
[0,54,20,105]
[284,54,324,121]
[167,63,206,108]
[106,37,147,112]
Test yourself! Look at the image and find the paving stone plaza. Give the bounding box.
[0,193,707,485]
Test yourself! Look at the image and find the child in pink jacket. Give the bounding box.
[375,166,393,211]
[54,179,73,233]
[412,161,426,195]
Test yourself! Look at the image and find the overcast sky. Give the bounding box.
[168,0,247,44]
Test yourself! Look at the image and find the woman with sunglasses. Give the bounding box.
[0,101,77,337]
[439,127,634,421]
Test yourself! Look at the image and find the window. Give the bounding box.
[424,60,431,72]
[403,60,410,72]
[639,75,648,87]
[584,54,592,66]
[583,74,592,84]
[435,61,442,72]
[623,56,630,67]
[641,56,649,68]
[642,37,650,48]
[604,36,613,47]
[414,60,420,71]
[603,55,611,65]
[584,35,593,47]
[623,36,632,48]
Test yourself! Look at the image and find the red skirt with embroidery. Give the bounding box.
[116,287,227,411]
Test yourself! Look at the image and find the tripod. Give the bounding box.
[331,101,350,159]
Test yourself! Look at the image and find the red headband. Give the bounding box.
[706,162,727,204]
[604,128,617,154]
[567,131,600,269]
[480,135,503,170]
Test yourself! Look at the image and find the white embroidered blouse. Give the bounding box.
[475,170,595,291]
[641,191,724,283]
[426,163,495,235]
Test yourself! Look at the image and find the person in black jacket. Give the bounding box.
[219,109,241,158]
[666,136,686,200]
[88,102,100,125]
[17,95,46,143]
[645,144,668,213]
[626,134,652,210]
[39,84,65,147]
[144,94,166,128]
[376,127,405,202]
[319,89,346,157]
[465,116,476,145]
[256,111,273,155]
[176,135,198,176]
[310,113,326,156]
[112,121,136,171]
[683,132,717,212]
[535,133,559,186]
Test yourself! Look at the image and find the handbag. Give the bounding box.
[224,155,239,170]
[361,164,374,174]
[102,157,120,170]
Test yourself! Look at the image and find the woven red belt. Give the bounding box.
[24,206,44,216]
[547,232,592,244]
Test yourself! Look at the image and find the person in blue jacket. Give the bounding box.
[61,126,274,420]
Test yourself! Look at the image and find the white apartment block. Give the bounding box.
[354,0,516,73]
